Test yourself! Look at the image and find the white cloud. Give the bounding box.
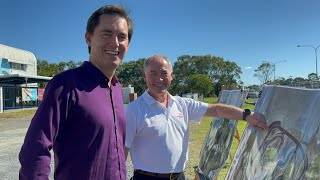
[245,66,252,69]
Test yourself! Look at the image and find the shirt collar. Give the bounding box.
[81,61,119,86]
[142,90,176,105]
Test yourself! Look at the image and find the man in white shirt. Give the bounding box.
[125,55,269,180]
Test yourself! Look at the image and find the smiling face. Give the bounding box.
[144,56,173,98]
[85,14,129,78]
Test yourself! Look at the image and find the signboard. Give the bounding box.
[226,85,319,179]
[22,88,38,101]
[38,88,44,101]
[195,90,248,180]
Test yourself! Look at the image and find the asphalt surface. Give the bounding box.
[0,114,134,180]
[0,115,53,180]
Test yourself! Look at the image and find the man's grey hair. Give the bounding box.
[143,54,173,72]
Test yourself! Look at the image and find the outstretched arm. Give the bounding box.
[204,103,269,131]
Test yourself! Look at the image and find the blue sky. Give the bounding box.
[1,0,320,85]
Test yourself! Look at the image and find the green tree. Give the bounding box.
[37,59,82,88]
[285,76,295,86]
[37,60,81,77]
[185,74,214,97]
[65,60,83,70]
[216,61,242,90]
[170,55,242,96]
[254,62,273,84]
[247,84,261,92]
[170,55,193,95]
[291,77,306,87]
[308,73,318,81]
[293,77,306,83]
[274,77,287,85]
[37,60,50,76]
[37,60,60,77]
[116,58,146,95]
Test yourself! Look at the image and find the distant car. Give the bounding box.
[247,90,258,99]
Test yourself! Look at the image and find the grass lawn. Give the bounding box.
[0,109,36,119]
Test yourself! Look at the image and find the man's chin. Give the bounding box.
[157,89,168,94]
[110,60,122,67]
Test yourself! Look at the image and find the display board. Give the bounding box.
[226,85,320,179]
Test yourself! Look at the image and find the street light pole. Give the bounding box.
[263,60,287,82]
[297,44,320,78]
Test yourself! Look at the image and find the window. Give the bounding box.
[10,62,27,71]
[21,64,26,71]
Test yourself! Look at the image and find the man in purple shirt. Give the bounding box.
[19,4,133,180]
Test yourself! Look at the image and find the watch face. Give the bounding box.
[243,109,251,121]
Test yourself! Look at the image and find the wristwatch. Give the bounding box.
[242,109,251,121]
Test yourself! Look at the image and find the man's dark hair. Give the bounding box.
[86,4,133,53]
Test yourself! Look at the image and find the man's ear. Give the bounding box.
[85,32,92,46]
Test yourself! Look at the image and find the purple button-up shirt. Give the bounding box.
[19,61,126,180]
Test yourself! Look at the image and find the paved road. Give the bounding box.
[0,114,134,180]
[0,115,54,180]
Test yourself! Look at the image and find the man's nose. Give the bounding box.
[110,36,119,46]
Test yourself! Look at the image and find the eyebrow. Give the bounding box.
[101,29,128,37]
[101,29,112,33]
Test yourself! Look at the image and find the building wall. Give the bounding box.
[0,58,36,76]
[0,44,37,76]
[0,44,38,110]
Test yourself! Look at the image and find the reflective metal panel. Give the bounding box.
[226,85,320,180]
[195,90,248,180]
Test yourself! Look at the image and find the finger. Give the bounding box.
[258,124,270,131]
[251,121,269,131]
[254,123,267,130]
[253,125,264,131]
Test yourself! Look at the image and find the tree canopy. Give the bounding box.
[116,58,146,96]
[37,60,82,87]
[170,55,241,96]
[37,60,82,77]
[254,62,273,84]
[36,56,316,96]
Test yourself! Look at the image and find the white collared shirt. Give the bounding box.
[125,91,208,173]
